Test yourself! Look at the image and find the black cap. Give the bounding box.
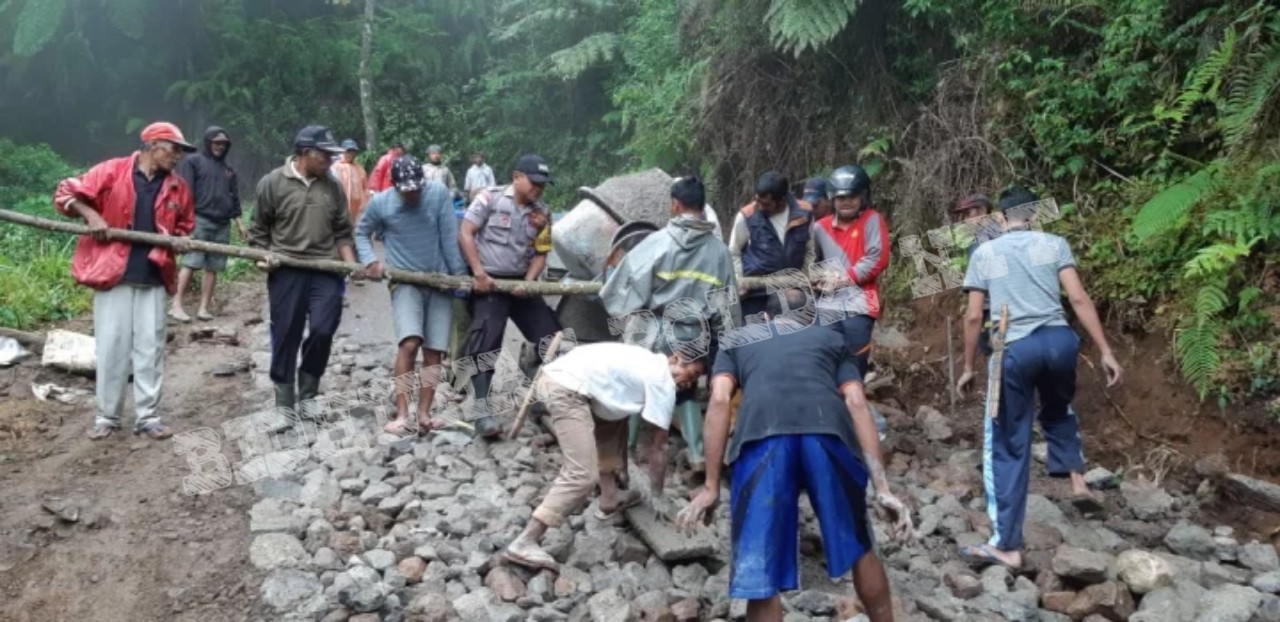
[802,178,828,203]
[391,155,425,192]
[294,125,345,154]
[514,154,553,184]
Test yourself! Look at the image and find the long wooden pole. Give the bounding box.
[0,209,595,296]
[0,208,800,295]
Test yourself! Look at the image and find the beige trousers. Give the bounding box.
[531,376,628,527]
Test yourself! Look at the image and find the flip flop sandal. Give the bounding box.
[501,550,559,573]
[383,420,413,436]
[958,545,1021,571]
[594,490,644,521]
[415,417,449,437]
[1071,493,1106,514]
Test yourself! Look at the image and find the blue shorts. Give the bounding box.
[729,434,874,600]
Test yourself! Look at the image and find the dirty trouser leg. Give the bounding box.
[464,293,513,403]
[93,286,135,427]
[298,272,344,379]
[129,285,168,429]
[1035,326,1085,476]
[509,295,561,366]
[984,334,1042,551]
[594,416,628,477]
[267,268,312,385]
[531,378,598,527]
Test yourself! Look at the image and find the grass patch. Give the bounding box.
[0,197,91,329]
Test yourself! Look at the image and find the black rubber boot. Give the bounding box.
[297,371,321,419]
[274,383,296,413]
[471,373,501,439]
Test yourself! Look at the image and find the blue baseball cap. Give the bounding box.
[803,178,828,203]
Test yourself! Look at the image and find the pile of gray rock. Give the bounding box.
[241,327,1280,621]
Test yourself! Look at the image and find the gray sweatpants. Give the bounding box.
[93,284,167,429]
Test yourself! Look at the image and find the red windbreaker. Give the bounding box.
[53,153,195,294]
[369,151,396,192]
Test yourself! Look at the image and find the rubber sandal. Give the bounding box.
[502,543,559,572]
[594,490,643,521]
[383,419,413,436]
[415,417,448,437]
[168,309,192,323]
[958,544,1021,571]
[196,310,214,321]
[1071,492,1106,514]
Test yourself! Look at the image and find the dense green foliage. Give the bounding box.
[1,0,1277,402]
[0,139,89,329]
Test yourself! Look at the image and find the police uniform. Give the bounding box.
[461,184,561,432]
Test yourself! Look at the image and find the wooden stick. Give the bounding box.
[946,316,955,418]
[0,208,794,295]
[0,209,595,296]
[985,305,1009,421]
[506,331,565,439]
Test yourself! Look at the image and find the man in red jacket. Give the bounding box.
[53,122,197,440]
[811,165,889,378]
[368,142,403,193]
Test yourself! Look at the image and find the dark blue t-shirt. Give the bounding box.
[121,167,166,286]
[712,320,862,464]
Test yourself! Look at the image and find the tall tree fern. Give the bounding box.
[11,0,67,57]
[764,0,861,57]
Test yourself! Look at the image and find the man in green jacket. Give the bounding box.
[248,125,363,415]
[600,176,737,473]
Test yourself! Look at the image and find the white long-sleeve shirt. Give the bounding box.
[541,343,676,429]
[464,164,496,193]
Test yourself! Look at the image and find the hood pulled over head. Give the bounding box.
[202,126,231,159]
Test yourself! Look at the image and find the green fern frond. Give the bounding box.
[1219,45,1280,149]
[12,0,67,57]
[1176,319,1222,399]
[765,0,861,57]
[1131,163,1222,241]
[1202,209,1259,241]
[548,33,619,79]
[1194,282,1230,317]
[1184,239,1260,278]
[1157,28,1235,142]
[494,8,576,42]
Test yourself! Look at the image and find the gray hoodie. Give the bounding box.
[600,215,738,354]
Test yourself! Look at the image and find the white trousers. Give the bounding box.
[93,284,167,428]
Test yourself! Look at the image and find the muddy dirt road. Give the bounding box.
[0,282,267,622]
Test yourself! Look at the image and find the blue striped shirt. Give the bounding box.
[354,182,466,275]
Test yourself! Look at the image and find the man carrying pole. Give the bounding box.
[956,187,1123,571]
[457,154,561,438]
[355,155,466,435]
[54,122,198,440]
[249,125,363,415]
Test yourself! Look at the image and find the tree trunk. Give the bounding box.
[358,0,378,152]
